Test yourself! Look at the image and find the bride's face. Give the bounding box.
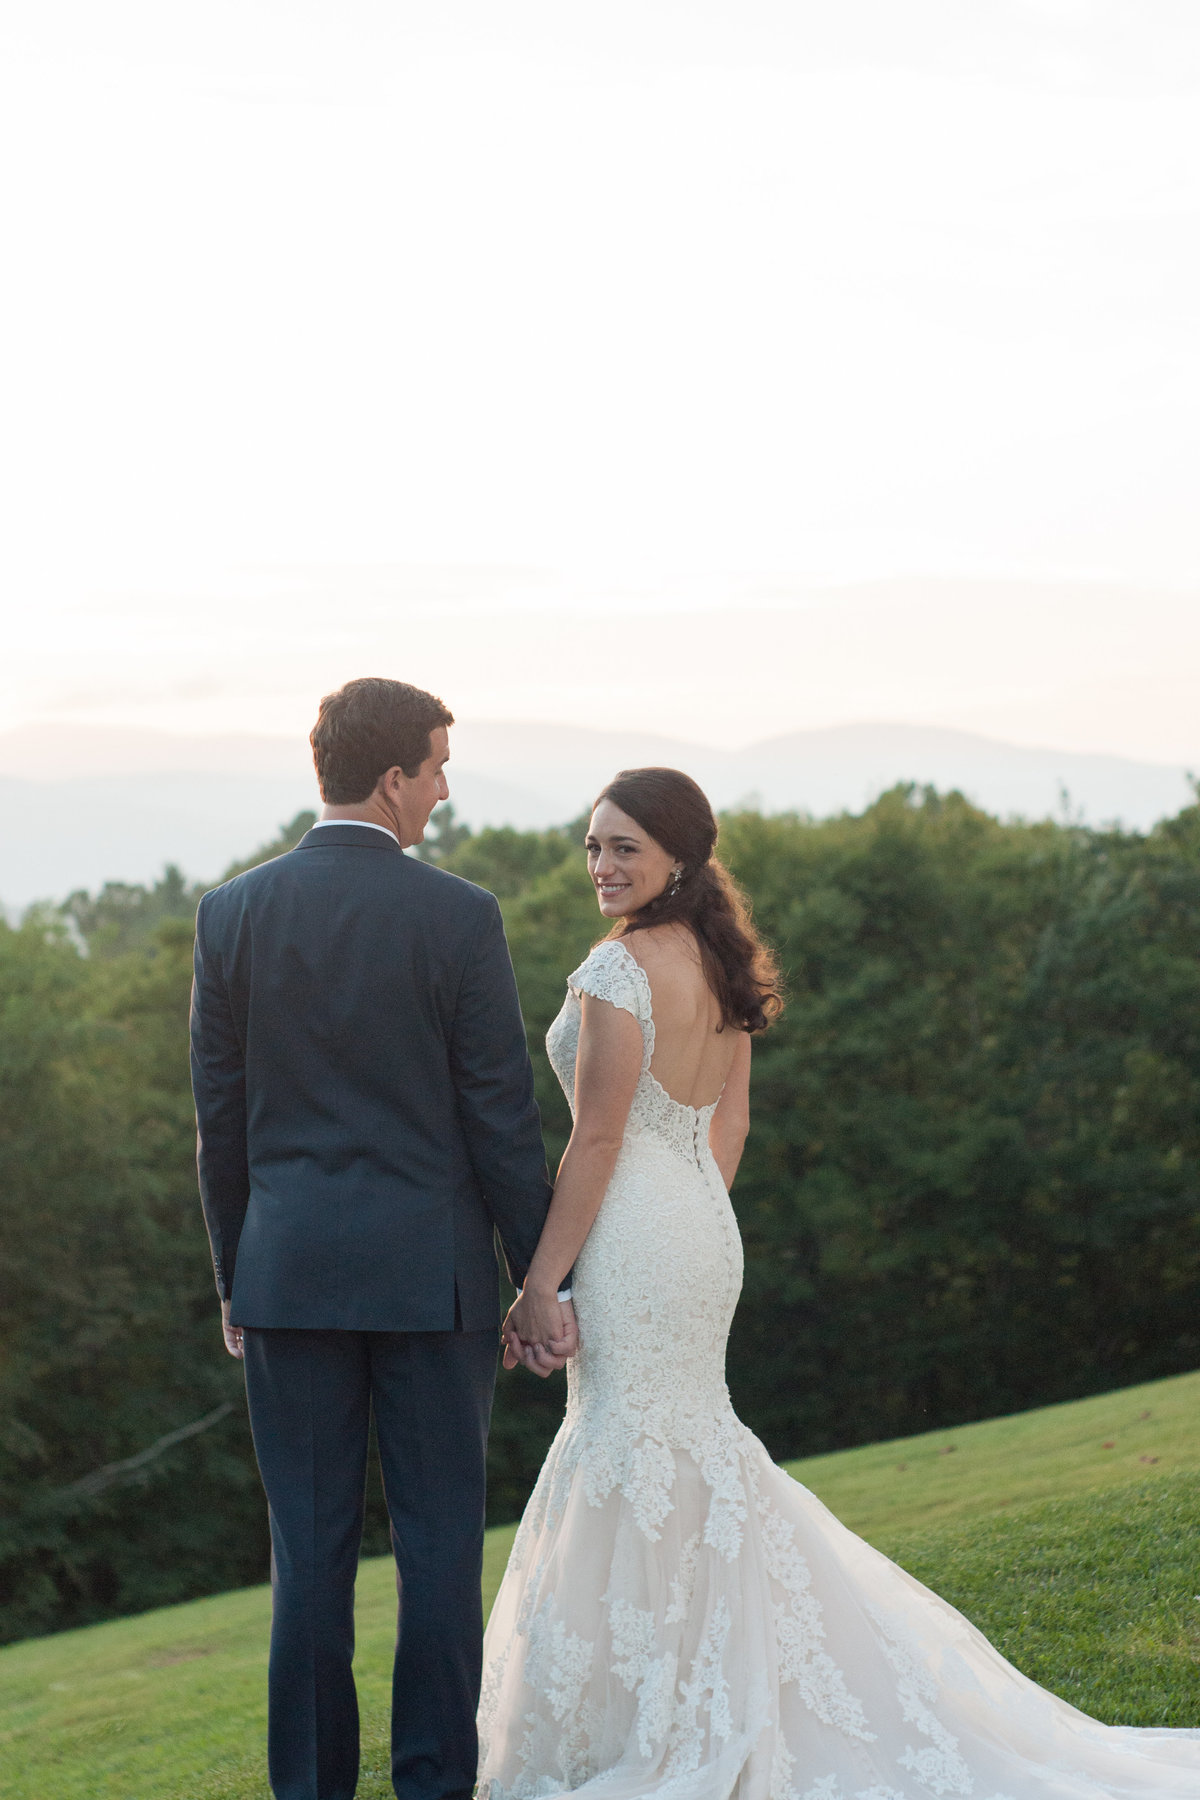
[586,800,678,917]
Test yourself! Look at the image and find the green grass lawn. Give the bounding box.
[3,1369,1198,1799]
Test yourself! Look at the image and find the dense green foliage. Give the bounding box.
[719,793,1200,1454]
[3,1370,1198,1799]
[1,789,1198,1640]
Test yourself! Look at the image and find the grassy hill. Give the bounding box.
[3,1369,1198,1799]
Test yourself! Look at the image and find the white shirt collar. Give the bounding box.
[310,818,400,846]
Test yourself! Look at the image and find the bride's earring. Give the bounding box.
[668,866,683,897]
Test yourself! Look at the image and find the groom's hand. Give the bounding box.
[220,1298,245,1360]
[502,1292,577,1377]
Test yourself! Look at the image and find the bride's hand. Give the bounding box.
[502,1291,578,1376]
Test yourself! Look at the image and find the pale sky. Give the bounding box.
[2,2,1198,761]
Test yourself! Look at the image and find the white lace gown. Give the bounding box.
[477,940,1200,1800]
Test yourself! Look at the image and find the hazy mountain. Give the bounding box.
[0,766,540,911]
[447,720,1195,828]
[0,720,1193,911]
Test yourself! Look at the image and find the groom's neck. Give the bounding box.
[320,796,408,846]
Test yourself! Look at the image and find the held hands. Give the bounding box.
[502,1287,578,1378]
[221,1287,575,1372]
[221,1298,245,1360]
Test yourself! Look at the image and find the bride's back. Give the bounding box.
[621,922,740,1109]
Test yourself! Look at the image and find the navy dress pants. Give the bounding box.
[242,1325,497,1800]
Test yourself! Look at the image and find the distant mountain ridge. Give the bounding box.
[445,721,1195,830]
[0,720,1193,911]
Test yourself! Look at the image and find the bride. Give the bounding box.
[479,766,1200,1800]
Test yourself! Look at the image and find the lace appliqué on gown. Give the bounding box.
[478,939,1200,1800]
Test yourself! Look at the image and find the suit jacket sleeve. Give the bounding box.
[189,894,250,1301]
[449,893,554,1290]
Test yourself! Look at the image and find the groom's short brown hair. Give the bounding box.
[311,678,455,803]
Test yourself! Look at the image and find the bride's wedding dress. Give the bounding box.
[477,940,1200,1800]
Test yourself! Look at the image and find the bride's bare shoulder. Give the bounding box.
[621,924,702,980]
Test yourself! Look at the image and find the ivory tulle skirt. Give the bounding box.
[478,1407,1200,1800]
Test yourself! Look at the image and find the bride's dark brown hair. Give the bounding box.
[593,767,783,1033]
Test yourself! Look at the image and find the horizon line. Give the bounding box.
[0,715,1195,778]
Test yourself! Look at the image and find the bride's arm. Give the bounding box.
[503,993,643,1354]
[709,1031,751,1189]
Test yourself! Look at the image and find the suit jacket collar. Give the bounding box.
[297,824,404,853]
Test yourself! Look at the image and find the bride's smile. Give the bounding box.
[586,797,682,917]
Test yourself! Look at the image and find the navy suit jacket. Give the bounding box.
[189,823,553,1331]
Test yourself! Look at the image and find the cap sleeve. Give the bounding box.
[567,939,652,1026]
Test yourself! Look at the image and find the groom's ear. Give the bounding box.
[377,765,409,798]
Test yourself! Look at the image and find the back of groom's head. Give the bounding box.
[311,677,455,803]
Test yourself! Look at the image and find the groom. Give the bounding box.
[190,676,575,1800]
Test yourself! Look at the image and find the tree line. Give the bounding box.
[1,787,1198,1642]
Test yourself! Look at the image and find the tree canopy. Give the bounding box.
[1,789,1197,1639]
